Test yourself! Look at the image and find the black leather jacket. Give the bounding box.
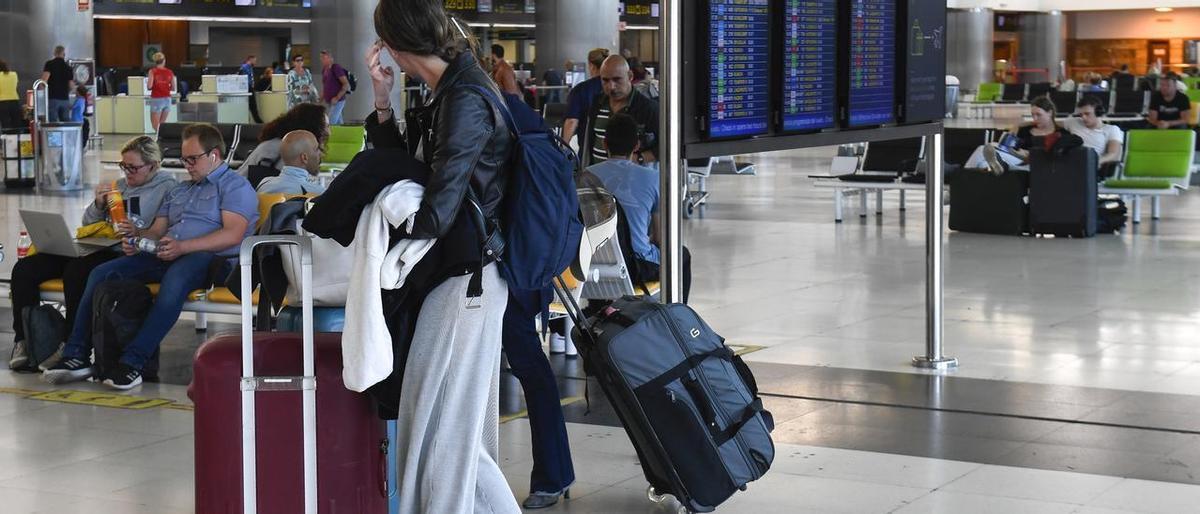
[366,52,513,239]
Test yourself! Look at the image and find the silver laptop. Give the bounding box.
[19,210,121,258]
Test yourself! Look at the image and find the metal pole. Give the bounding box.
[914,131,957,370]
[659,0,683,303]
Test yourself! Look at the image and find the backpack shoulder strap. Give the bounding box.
[460,83,520,136]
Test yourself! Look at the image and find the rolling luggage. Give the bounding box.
[1029,147,1098,237]
[948,168,1030,235]
[189,236,389,514]
[554,281,775,513]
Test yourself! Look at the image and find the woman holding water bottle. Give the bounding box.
[7,136,178,371]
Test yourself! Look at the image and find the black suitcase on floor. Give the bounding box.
[948,168,1030,235]
[555,283,774,513]
[1029,147,1098,237]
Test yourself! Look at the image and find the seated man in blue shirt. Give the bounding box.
[45,123,259,389]
[256,130,326,195]
[586,112,690,302]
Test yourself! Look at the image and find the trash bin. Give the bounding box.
[945,75,961,119]
[37,122,84,191]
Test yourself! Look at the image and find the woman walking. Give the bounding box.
[365,1,518,512]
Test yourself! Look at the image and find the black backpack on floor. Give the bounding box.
[1097,196,1128,234]
[11,305,67,372]
[92,280,159,381]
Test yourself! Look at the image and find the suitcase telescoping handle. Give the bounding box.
[238,235,317,514]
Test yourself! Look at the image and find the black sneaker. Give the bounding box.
[42,357,93,384]
[103,364,143,390]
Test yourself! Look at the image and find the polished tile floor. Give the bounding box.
[1,136,1200,512]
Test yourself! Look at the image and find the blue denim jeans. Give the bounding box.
[502,287,575,494]
[48,98,71,123]
[327,98,346,125]
[63,251,220,370]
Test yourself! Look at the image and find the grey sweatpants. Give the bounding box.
[394,264,519,514]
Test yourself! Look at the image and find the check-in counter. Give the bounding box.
[92,76,181,134]
[256,92,289,122]
[187,93,252,124]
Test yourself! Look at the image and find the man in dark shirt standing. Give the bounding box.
[1148,73,1192,129]
[562,48,609,151]
[582,55,659,167]
[41,45,74,123]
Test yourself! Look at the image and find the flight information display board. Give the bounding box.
[706,0,771,139]
[901,0,946,123]
[781,0,837,132]
[847,0,896,127]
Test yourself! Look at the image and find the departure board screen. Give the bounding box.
[902,0,946,122]
[781,0,837,132]
[847,0,896,126]
[706,0,771,139]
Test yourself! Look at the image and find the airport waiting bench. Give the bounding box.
[34,192,289,329]
[37,279,259,330]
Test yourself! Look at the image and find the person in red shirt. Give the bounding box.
[145,52,176,131]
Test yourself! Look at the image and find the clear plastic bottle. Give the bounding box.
[16,230,31,259]
[128,237,159,254]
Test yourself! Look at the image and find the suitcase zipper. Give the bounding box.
[652,304,756,478]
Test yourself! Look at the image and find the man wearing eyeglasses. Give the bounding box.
[44,124,258,390]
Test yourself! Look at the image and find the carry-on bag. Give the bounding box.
[92,280,159,381]
[948,169,1030,235]
[189,235,389,514]
[1029,147,1098,237]
[553,279,775,513]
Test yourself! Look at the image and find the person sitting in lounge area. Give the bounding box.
[587,112,690,301]
[43,124,258,390]
[256,130,326,195]
[1063,95,1124,178]
[8,136,177,370]
[967,97,1070,174]
[1147,73,1192,130]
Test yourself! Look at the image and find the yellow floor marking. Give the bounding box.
[500,396,585,424]
[729,344,766,357]
[26,389,174,410]
[0,386,46,397]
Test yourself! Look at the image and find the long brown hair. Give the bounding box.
[1030,96,1057,127]
[373,0,476,63]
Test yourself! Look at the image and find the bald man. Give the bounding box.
[256,130,326,195]
[582,55,659,167]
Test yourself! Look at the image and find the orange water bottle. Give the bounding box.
[106,180,128,226]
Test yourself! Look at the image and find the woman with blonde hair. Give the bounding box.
[8,136,178,371]
[145,52,177,131]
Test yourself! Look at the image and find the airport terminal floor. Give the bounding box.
[4,141,1200,513]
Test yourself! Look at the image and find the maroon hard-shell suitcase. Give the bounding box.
[188,236,388,514]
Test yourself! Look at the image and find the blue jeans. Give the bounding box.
[48,98,71,123]
[503,288,575,494]
[327,98,346,125]
[63,251,220,370]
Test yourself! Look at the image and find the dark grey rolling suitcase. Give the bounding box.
[555,283,774,513]
[1029,147,1098,237]
[949,169,1030,235]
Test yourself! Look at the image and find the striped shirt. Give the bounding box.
[590,105,612,164]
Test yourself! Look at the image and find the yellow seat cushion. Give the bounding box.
[40,279,161,296]
[204,287,257,305]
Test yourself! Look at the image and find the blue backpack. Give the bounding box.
[464,85,584,293]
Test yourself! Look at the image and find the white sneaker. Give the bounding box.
[549,333,566,354]
[8,340,28,369]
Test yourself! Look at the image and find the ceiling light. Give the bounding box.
[1155,7,1174,12]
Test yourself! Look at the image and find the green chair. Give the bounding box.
[1184,76,1200,92]
[320,124,365,173]
[1186,88,1200,105]
[1100,129,1195,223]
[975,82,1003,103]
